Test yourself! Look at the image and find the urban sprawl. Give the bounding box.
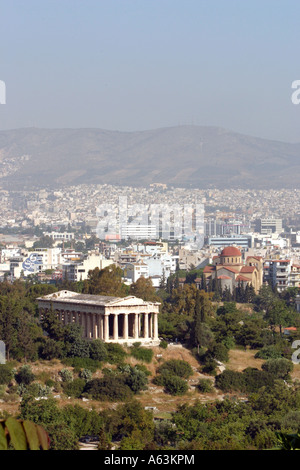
[0,184,300,300]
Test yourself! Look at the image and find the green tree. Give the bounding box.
[84,376,132,402]
[163,375,189,396]
[40,307,65,342]
[46,422,79,450]
[62,404,103,438]
[265,299,297,334]
[15,365,35,386]
[0,295,21,360]
[15,312,42,361]
[129,277,160,302]
[261,358,293,380]
[20,396,63,427]
[157,359,193,379]
[83,265,127,297]
[98,428,112,450]
[0,364,14,385]
[33,236,54,248]
[89,339,108,362]
[191,290,213,352]
[112,400,155,446]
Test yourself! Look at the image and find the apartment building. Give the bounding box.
[62,253,114,282]
[290,264,300,288]
[264,259,292,292]
[124,262,149,283]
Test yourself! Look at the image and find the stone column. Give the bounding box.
[82,312,86,338]
[86,313,91,339]
[123,313,128,340]
[134,313,139,340]
[81,312,85,337]
[153,312,158,340]
[104,314,109,342]
[143,313,149,339]
[92,314,97,338]
[99,315,104,340]
[113,313,119,341]
[149,313,153,338]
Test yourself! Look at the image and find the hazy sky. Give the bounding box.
[1,0,300,142]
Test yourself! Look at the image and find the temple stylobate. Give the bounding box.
[37,290,161,346]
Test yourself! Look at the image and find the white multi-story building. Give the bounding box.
[44,231,75,242]
[124,262,149,283]
[264,259,292,292]
[290,264,300,288]
[121,224,157,240]
[127,241,177,280]
[142,253,177,280]
[62,253,115,282]
[21,248,62,276]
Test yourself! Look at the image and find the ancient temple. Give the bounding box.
[37,290,160,346]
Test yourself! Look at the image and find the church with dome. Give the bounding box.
[203,246,263,294]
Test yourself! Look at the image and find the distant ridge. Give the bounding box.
[0,125,299,189]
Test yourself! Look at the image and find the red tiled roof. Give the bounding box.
[203,266,214,273]
[240,266,255,273]
[236,275,251,282]
[220,247,242,257]
[218,266,239,273]
[218,275,232,280]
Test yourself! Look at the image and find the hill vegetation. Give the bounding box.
[0,268,300,450]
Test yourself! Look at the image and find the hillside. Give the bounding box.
[2,344,299,418]
[0,125,300,189]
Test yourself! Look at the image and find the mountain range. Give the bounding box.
[0,125,299,189]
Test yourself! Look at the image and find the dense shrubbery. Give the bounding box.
[104,343,127,364]
[130,343,154,363]
[62,378,86,398]
[197,378,214,394]
[215,368,276,393]
[157,359,193,379]
[163,375,188,396]
[78,364,150,401]
[0,364,14,385]
[261,358,293,380]
[17,382,300,450]
[215,358,294,394]
[84,375,133,401]
[153,359,192,396]
[15,365,35,386]
[255,345,284,360]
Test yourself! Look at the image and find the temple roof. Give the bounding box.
[37,290,160,307]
